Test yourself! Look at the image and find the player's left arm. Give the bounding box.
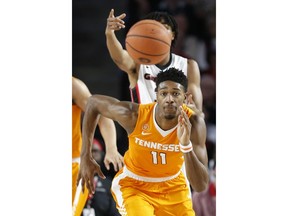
[73,77,123,172]
[98,116,124,172]
[186,59,203,112]
[178,107,209,192]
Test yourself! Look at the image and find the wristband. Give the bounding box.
[180,141,193,153]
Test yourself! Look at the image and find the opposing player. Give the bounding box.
[77,68,209,215]
[72,76,123,216]
[105,9,203,113]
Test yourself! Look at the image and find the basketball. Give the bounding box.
[125,19,171,65]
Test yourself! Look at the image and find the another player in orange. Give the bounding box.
[77,68,209,215]
[72,76,123,216]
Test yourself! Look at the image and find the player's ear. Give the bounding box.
[183,92,187,100]
[171,31,175,41]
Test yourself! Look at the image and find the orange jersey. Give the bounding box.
[125,102,193,178]
[72,104,82,158]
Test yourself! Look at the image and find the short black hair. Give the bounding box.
[142,11,178,48]
[155,67,187,92]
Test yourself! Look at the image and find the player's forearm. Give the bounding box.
[184,116,209,191]
[184,151,209,192]
[81,103,100,158]
[106,32,127,65]
[98,116,118,153]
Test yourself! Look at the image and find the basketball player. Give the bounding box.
[72,76,123,216]
[105,9,203,113]
[106,9,204,200]
[77,68,209,215]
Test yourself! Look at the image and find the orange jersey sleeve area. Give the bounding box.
[72,105,82,158]
[125,103,193,178]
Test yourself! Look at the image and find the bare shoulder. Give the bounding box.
[72,76,91,110]
[72,77,89,93]
[187,58,198,66]
[187,59,200,76]
[187,59,201,86]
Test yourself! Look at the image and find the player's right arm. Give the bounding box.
[78,94,138,194]
[105,9,137,77]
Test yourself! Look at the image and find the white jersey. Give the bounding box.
[130,53,188,104]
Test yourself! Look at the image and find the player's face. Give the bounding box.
[156,81,185,120]
[160,22,174,41]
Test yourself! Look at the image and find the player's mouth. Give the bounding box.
[164,105,177,111]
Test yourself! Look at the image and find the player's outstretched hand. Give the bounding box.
[106,9,126,33]
[77,157,106,195]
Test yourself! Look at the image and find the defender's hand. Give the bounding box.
[106,9,126,33]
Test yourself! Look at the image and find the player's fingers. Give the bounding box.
[178,115,182,123]
[109,8,114,18]
[84,176,93,194]
[112,161,118,172]
[86,181,92,195]
[76,174,81,186]
[117,23,126,29]
[179,106,185,119]
[178,113,184,125]
[106,21,123,30]
[89,176,95,193]
[116,13,126,22]
[104,160,110,170]
[97,169,106,180]
[117,159,123,170]
[81,179,86,193]
[180,107,189,121]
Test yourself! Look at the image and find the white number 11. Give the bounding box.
[151,151,167,164]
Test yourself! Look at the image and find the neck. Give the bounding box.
[156,53,172,70]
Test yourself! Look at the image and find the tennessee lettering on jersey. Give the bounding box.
[124,103,193,178]
[135,137,180,152]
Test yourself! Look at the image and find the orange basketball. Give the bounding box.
[125,19,171,65]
